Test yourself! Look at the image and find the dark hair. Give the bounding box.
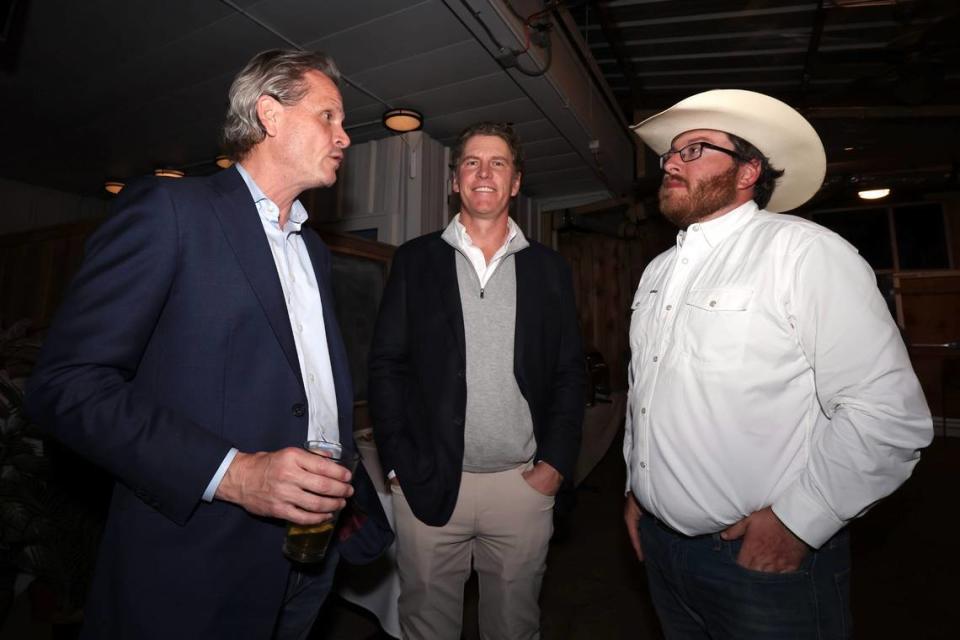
[450,122,524,174]
[222,49,340,160]
[727,133,784,210]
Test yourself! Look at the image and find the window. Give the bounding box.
[811,208,892,269]
[894,204,949,270]
[809,202,950,272]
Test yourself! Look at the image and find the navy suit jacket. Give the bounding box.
[368,230,585,526]
[26,167,391,639]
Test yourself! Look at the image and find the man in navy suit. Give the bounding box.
[369,122,584,639]
[26,49,390,639]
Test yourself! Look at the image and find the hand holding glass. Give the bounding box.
[282,440,359,563]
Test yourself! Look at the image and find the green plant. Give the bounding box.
[0,320,104,625]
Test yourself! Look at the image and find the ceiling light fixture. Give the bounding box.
[215,155,234,169]
[104,181,124,195]
[858,188,890,200]
[154,168,185,178]
[383,108,423,133]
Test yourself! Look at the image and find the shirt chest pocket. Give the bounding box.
[679,287,754,368]
[629,290,660,354]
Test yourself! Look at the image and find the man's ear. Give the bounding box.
[451,171,460,194]
[510,171,522,197]
[737,160,761,192]
[256,95,282,137]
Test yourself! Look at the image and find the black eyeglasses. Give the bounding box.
[658,141,746,169]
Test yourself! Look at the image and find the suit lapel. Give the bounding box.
[207,167,304,389]
[302,229,355,450]
[514,247,535,382]
[429,236,466,361]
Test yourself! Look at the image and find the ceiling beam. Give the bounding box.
[587,0,644,109]
[800,0,827,99]
[805,105,960,118]
[630,104,960,121]
[444,0,635,196]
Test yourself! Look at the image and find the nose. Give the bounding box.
[661,150,682,173]
[477,161,491,178]
[335,124,350,149]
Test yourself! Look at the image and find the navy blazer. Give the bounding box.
[26,167,391,639]
[368,230,585,527]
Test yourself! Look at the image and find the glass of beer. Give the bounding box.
[282,440,359,564]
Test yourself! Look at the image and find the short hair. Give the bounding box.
[222,49,341,160]
[727,133,784,210]
[450,122,524,174]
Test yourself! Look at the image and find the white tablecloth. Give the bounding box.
[337,431,401,638]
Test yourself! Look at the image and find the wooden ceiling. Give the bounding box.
[1,0,957,209]
[571,0,960,207]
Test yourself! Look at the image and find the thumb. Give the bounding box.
[721,518,748,541]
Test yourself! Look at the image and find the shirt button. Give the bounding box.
[665,304,672,311]
[691,225,699,232]
[640,407,646,415]
[308,373,316,383]
[639,461,647,469]
[709,300,717,307]
[297,323,304,332]
[681,258,688,264]
[653,356,658,362]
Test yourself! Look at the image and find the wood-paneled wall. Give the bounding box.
[557,221,674,390]
[897,271,960,344]
[897,271,960,421]
[0,218,104,329]
[0,219,395,332]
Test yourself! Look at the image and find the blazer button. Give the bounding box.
[457,369,465,378]
[292,403,306,418]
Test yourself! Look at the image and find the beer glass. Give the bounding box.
[282,440,359,563]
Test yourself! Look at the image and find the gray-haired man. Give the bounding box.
[27,49,391,640]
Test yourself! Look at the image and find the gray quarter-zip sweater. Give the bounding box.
[442,217,536,472]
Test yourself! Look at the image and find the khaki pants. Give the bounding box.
[390,463,555,640]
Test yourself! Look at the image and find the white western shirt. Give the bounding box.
[624,200,932,548]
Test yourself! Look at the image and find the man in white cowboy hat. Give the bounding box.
[623,89,932,638]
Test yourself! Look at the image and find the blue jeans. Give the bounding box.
[272,547,340,640]
[638,514,851,639]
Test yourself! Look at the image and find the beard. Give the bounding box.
[658,164,739,229]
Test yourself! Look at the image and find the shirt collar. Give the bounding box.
[678,200,758,249]
[441,213,530,255]
[235,162,309,232]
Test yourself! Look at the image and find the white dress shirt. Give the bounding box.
[203,165,340,500]
[624,200,932,548]
[447,212,526,284]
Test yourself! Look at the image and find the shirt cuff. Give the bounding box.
[771,480,845,549]
[203,448,239,502]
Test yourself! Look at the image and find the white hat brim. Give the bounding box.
[631,90,826,212]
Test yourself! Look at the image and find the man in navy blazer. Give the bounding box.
[369,122,584,639]
[26,50,391,639]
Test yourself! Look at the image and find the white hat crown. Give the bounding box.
[631,89,826,212]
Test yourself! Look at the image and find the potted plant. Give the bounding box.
[0,320,105,634]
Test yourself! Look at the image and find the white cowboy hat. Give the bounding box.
[630,89,826,213]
